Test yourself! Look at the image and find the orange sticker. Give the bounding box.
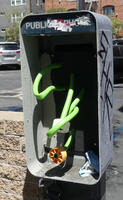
[49,147,67,164]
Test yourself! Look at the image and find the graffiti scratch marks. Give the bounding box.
[98,31,110,75]
[98,31,113,140]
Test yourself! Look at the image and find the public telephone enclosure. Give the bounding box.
[20,11,113,185]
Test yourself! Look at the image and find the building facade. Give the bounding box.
[31,0,45,14]
[45,0,77,12]
[45,0,123,21]
[97,0,123,21]
[0,0,44,41]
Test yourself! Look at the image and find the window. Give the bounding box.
[113,45,123,57]
[36,0,40,5]
[11,12,24,23]
[36,0,45,5]
[11,0,15,5]
[1,28,6,33]
[0,44,19,50]
[11,0,26,6]
[0,11,5,16]
[113,46,120,57]
[103,6,114,15]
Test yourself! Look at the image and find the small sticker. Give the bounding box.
[47,19,72,32]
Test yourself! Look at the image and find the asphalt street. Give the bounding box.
[0,68,123,199]
[0,68,22,111]
[106,84,123,200]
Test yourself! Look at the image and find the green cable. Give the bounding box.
[60,73,74,119]
[64,129,75,150]
[47,106,79,138]
[47,75,85,139]
[47,87,84,139]
[69,88,85,114]
[33,64,85,151]
[62,89,84,150]
[33,64,65,100]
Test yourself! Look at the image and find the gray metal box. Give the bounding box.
[20,11,113,185]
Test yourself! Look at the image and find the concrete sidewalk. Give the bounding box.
[0,111,24,121]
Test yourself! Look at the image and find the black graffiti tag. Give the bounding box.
[98,31,113,140]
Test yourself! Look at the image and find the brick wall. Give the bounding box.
[45,0,123,21]
[45,0,77,12]
[97,0,123,21]
[0,112,43,200]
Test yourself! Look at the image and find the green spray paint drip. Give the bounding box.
[60,73,74,119]
[33,64,65,100]
[64,129,75,150]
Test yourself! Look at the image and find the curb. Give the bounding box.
[0,111,24,121]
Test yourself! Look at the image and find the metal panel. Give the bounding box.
[20,11,113,184]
